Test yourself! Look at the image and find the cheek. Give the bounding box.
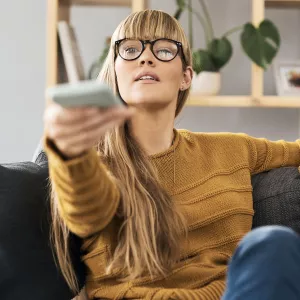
[164,70,182,94]
[169,71,181,84]
[165,60,183,86]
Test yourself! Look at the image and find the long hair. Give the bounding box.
[50,9,193,292]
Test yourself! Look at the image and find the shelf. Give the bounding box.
[62,0,131,6]
[186,95,300,108]
[265,0,300,8]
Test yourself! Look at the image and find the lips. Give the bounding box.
[134,71,160,82]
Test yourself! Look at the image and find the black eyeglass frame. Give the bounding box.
[115,38,187,64]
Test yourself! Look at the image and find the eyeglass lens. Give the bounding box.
[118,39,179,61]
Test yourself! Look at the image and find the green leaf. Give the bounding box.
[192,51,201,74]
[259,19,280,64]
[193,49,217,74]
[176,0,186,10]
[208,37,233,70]
[241,19,280,70]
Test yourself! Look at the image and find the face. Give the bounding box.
[114,38,193,111]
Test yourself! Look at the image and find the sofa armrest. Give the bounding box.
[32,139,48,166]
[251,166,300,234]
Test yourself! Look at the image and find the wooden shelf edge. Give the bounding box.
[186,95,300,108]
[265,0,300,8]
[62,0,131,6]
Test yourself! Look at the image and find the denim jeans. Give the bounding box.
[222,225,300,300]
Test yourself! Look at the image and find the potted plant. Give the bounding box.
[88,37,111,80]
[174,0,281,95]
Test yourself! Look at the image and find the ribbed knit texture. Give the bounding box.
[45,129,300,300]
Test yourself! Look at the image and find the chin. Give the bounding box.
[127,90,156,104]
[127,95,170,110]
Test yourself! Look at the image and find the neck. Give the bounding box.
[128,107,175,156]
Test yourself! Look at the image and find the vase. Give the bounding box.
[191,71,221,96]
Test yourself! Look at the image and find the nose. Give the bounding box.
[138,45,155,66]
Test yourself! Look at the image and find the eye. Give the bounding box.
[125,47,139,54]
[156,48,175,59]
[158,49,172,55]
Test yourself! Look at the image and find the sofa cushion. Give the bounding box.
[252,167,300,234]
[0,161,84,300]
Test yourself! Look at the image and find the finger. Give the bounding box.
[44,108,97,140]
[44,104,100,126]
[56,118,126,157]
[50,107,135,139]
[45,104,133,126]
[58,114,128,147]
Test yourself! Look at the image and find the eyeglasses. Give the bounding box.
[115,38,186,63]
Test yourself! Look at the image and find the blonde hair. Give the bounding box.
[51,9,193,292]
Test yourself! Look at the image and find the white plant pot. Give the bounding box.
[192,71,221,96]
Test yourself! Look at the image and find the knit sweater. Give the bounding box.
[45,129,300,300]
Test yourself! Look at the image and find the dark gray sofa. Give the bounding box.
[0,145,300,300]
[0,149,85,300]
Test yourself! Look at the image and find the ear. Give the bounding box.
[180,66,193,91]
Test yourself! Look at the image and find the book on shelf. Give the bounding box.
[57,21,85,83]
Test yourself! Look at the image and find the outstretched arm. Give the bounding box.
[45,140,120,238]
[242,134,300,175]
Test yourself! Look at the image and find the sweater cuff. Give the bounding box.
[43,136,99,181]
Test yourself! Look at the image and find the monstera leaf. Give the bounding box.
[193,49,217,74]
[176,0,186,9]
[241,19,280,70]
[208,37,233,70]
[192,38,232,74]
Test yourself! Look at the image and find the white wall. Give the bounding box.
[0,1,46,163]
[1,0,299,163]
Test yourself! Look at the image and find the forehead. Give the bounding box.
[116,22,179,42]
[118,35,169,42]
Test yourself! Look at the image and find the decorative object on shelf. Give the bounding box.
[57,21,85,83]
[191,71,221,95]
[273,60,300,96]
[174,0,281,96]
[88,37,111,80]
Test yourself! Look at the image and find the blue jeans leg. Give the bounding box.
[222,225,300,300]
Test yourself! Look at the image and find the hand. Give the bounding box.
[43,102,135,158]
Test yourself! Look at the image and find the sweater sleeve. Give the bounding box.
[44,138,120,238]
[169,280,225,300]
[242,134,300,175]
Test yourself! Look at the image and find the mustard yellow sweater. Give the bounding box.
[45,129,300,300]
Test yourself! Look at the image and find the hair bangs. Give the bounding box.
[113,10,184,44]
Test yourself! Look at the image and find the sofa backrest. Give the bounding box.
[251,166,300,234]
[0,160,85,300]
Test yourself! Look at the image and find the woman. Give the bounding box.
[43,9,300,300]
